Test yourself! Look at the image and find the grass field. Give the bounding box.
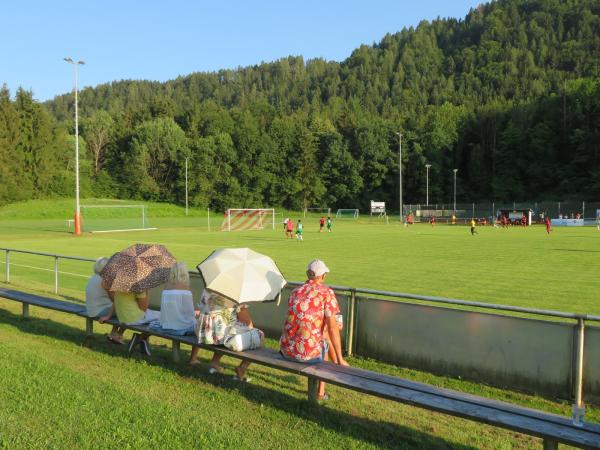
[1,199,599,449]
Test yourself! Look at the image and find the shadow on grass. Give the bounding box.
[0,306,477,450]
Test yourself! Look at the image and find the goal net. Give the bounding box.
[336,209,359,219]
[80,205,156,233]
[221,209,275,231]
[304,207,331,218]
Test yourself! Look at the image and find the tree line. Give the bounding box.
[1,0,599,211]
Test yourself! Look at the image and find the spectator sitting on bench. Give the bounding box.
[159,262,195,332]
[86,257,125,344]
[190,290,253,381]
[113,287,160,356]
[279,259,348,400]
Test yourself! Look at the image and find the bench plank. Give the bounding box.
[0,288,86,315]
[320,364,600,434]
[302,366,600,448]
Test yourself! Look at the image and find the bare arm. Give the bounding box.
[136,292,150,311]
[325,315,348,366]
[237,307,253,328]
[99,303,114,323]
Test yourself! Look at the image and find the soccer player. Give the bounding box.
[451,214,456,225]
[283,217,289,231]
[470,218,477,235]
[326,216,332,232]
[545,216,552,235]
[296,220,304,241]
[430,215,436,227]
[286,218,295,239]
[319,216,325,232]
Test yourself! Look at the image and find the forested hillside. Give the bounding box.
[1,0,599,210]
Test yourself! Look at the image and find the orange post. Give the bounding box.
[74,212,82,235]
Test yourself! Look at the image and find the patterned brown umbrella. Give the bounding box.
[100,244,176,293]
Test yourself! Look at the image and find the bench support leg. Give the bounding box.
[543,438,558,450]
[86,318,94,337]
[307,377,319,403]
[22,303,29,319]
[172,341,181,363]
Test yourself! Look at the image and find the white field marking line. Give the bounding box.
[0,261,89,278]
[90,228,158,233]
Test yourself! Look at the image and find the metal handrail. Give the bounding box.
[2,246,599,322]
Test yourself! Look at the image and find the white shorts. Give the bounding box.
[126,309,161,326]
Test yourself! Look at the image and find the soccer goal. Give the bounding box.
[221,209,275,231]
[336,209,359,219]
[80,205,157,233]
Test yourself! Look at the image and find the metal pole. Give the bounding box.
[582,201,585,219]
[185,157,188,216]
[572,318,586,425]
[453,169,458,211]
[396,132,403,220]
[346,289,356,356]
[54,256,59,294]
[425,164,431,206]
[64,58,84,235]
[5,250,9,283]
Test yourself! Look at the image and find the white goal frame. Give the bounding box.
[336,209,359,219]
[80,205,157,233]
[224,208,275,232]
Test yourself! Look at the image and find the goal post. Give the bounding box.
[221,208,275,232]
[80,205,157,233]
[336,209,359,219]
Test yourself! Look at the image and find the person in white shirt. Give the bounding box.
[85,257,124,344]
[159,262,195,331]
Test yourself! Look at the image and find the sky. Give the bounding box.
[1,0,484,101]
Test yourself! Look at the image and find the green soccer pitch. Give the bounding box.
[0,199,598,315]
[1,200,600,449]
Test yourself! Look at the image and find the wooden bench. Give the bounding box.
[1,287,599,449]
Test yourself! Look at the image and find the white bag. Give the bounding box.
[223,328,264,352]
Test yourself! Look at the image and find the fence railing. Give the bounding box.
[1,247,599,420]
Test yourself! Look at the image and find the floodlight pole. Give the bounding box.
[453,169,458,211]
[64,57,85,235]
[425,164,431,206]
[185,157,189,216]
[396,132,403,220]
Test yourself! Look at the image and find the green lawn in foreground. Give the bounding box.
[0,199,598,315]
[1,300,597,449]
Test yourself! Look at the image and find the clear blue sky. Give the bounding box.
[1,0,484,101]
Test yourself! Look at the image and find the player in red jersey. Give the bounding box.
[430,215,436,227]
[545,216,551,235]
[319,216,325,232]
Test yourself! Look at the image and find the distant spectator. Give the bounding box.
[85,257,125,344]
[280,259,348,400]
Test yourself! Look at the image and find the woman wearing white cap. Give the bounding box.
[279,259,348,400]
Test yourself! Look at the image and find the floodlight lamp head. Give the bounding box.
[77,60,85,65]
[425,164,432,169]
[64,57,73,63]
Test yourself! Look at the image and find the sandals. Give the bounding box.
[232,375,252,382]
[233,366,252,382]
[106,334,124,345]
[208,366,224,374]
[317,393,330,401]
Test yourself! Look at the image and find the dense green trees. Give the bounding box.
[2,0,600,210]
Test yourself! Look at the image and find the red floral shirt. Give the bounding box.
[279,279,340,361]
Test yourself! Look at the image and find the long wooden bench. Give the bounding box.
[1,287,599,449]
